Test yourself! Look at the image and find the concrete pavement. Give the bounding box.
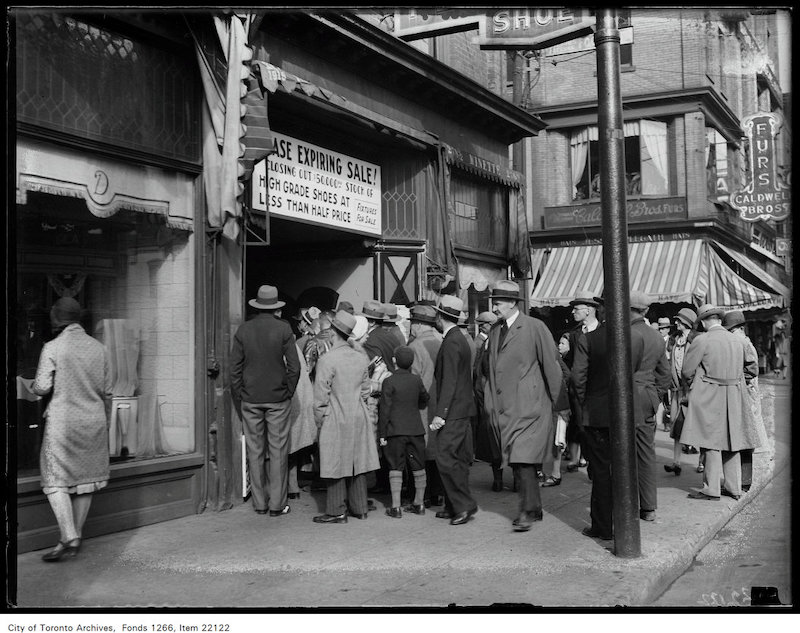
[11,379,790,608]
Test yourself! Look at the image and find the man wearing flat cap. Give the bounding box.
[483,280,563,532]
[430,295,478,525]
[231,285,300,517]
[682,305,760,501]
[629,290,671,522]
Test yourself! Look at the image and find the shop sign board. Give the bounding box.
[544,197,687,229]
[252,133,382,237]
[475,8,595,50]
[392,9,482,41]
[730,112,791,222]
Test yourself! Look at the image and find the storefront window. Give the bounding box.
[571,120,670,200]
[15,194,195,477]
[451,174,508,255]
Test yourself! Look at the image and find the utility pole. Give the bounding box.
[595,8,641,558]
[510,50,529,310]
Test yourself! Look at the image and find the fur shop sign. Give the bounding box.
[544,197,687,229]
[252,133,382,237]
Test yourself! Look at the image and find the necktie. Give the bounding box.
[499,322,509,347]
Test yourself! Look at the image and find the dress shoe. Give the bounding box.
[386,507,402,519]
[450,507,478,526]
[582,526,613,540]
[491,480,503,492]
[288,492,301,500]
[639,509,656,522]
[696,463,705,473]
[742,484,751,493]
[687,490,719,501]
[512,511,543,532]
[42,538,81,562]
[348,510,369,520]
[435,510,453,519]
[313,513,348,524]
[721,489,742,500]
[578,458,588,468]
[565,463,579,473]
[536,469,544,481]
[269,504,291,517]
[255,509,269,515]
[541,476,561,487]
[403,504,425,515]
[664,463,682,476]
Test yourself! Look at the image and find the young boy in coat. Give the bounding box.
[378,346,430,517]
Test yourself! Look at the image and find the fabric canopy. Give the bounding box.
[530,239,782,311]
[711,241,790,306]
[458,259,506,291]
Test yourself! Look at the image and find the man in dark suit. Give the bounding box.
[362,300,399,372]
[629,290,671,522]
[231,285,300,516]
[430,295,478,526]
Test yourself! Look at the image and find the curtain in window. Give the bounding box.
[639,120,668,194]
[570,129,589,199]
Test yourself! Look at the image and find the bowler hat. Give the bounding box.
[675,308,697,328]
[410,304,437,324]
[249,285,285,310]
[476,311,498,325]
[330,310,356,337]
[50,297,82,327]
[490,280,521,301]
[697,304,724,321]
[435,295,465,321]
[362,300,385,321]
[383,303,400,322]
[629,290,651,311]
[723,310,746,331]
[569,289,600,308]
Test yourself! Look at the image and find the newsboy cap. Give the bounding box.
[475,311,498,325]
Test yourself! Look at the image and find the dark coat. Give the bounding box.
[378,369,429,438]
[408,328,442,459]
[570,324,610,428]
[364,325,400,372]
[484,312,563,465]
[473,334,501,463]
[434,327,477,421]
[630,316,671,426]
[231,313,300,404]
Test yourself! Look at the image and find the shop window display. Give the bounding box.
[15,193,195,478]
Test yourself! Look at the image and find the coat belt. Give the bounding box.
[700,374,741,386]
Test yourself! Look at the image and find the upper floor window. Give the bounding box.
[706,128,731,199]
[450,174,508,255]
[571,120,669,201]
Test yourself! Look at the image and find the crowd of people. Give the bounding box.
[31,279,775,561]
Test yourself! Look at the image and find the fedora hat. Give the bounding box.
[362,300,385,321]
[723,310,746,331]
[697,304,724,321]
[383,303,400,322]
[569,289,600,308]
[435,295,465,321]
[657,317,671,329]
[330,310,356,337]
[301,306,321,325]
[490,280,521,301]
[675,308,697,328]
[249,285,285,310]
[629,290,651,311]
[475,311,498,325]
[410,304,437,324]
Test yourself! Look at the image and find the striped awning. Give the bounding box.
[531,239,782,311]
[711,241,790,306]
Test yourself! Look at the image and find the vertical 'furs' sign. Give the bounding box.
[730,112,791,222]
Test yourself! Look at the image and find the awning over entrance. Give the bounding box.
[530,239,783,311]
[711,241,791,306]
[458,259,506,291]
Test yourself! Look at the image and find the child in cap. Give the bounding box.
[378,345,430,517]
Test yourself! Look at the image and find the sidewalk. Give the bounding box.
[12,380,790,608]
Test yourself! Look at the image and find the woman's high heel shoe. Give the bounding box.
[42,538,81,562]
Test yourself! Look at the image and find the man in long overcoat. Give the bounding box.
[407,304,444,507]
[312,310,380,523]
[472,311,503,491]
[483,280,563,532]
[682,304,759,500]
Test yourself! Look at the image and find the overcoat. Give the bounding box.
[484,312,563,466]
[408,328,442,459]
[33,323,112,488]
[630,316,671,426]
[288,342,318,454]
[313,338,380,479]
[473,334,501,463]
[570,324,610,428]
[680,324,760,451]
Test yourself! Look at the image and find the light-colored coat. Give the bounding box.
[484,312,563,466]
[33,323,111,488]
[680,325,760,451]
[408,327,442,459]
[288,342,318,454]
[314,338,379,479]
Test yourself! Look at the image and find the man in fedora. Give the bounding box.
[682,305,760,501]
[483,280,563,532]
[430,294,478,525]
[629,290,670,521]
[407,304,445,508]
[313,310,380,523]
[231,284,300,516]
[472,311,504,491]
[382,303,406,348]
[362,300,398,373]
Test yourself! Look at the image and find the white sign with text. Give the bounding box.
[252,133,382,236]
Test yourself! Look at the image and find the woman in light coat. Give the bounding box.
[312,311,379,523]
